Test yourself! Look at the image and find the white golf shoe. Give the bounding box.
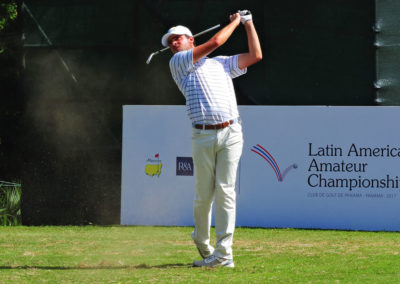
[193,255,234,268]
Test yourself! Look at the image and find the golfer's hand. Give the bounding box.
[229,13,241,26]
[239,10,252,24]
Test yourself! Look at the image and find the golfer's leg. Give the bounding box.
[191,130,216,254]
[213,124,243,259]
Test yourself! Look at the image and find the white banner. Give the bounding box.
[121,106,400,231]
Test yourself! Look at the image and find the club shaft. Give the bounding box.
[193,24,221,38]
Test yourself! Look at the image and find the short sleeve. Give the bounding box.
[214,55,247,79]
[227,54,247,79]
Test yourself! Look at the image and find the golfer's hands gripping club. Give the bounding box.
[239,10,252,24]
[229,12,241,26]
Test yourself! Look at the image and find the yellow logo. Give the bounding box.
[145,153,162,177]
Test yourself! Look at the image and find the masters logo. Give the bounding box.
[145,153,162,177]
[251,144,297,182]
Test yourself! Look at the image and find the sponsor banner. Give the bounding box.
[121,105,400,231]
[121,106,194,226]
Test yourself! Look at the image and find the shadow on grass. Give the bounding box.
[0,263,192,270]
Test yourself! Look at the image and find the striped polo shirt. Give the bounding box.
[169,49,247,125]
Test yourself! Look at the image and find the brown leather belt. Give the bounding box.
[194,119,235,130]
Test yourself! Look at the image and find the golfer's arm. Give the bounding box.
[193,19,240,63]
[238,20,262,69]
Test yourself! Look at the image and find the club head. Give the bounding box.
[146,53,155,64]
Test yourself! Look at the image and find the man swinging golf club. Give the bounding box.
[162,10,262,268]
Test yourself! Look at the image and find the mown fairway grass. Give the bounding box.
[0,226,399,283]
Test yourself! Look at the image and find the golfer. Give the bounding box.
[162,11,262,268]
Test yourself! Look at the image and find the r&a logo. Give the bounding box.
[176,157,193,176]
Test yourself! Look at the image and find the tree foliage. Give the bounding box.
[0,1,18,29]
[0,1,18,54]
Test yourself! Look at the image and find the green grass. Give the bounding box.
[0,226,399,283]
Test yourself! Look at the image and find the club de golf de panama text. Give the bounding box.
[307,143,400,191]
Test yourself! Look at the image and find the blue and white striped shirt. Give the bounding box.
[169,49,247,124]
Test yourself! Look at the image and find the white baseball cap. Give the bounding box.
[161,25,193,47]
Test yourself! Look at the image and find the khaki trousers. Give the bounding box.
[191,122,243,260]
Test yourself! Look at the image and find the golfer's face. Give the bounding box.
[168,35,193,53]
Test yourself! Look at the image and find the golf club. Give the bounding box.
[146,24,221,64]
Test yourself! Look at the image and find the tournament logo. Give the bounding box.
[176,157,194,176]
[251,144,297,182]
[145,153,162,177]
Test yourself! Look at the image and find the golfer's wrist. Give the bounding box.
[243,19,253,26]
[229,19,240,28]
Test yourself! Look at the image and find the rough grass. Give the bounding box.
[0,226,399,283]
